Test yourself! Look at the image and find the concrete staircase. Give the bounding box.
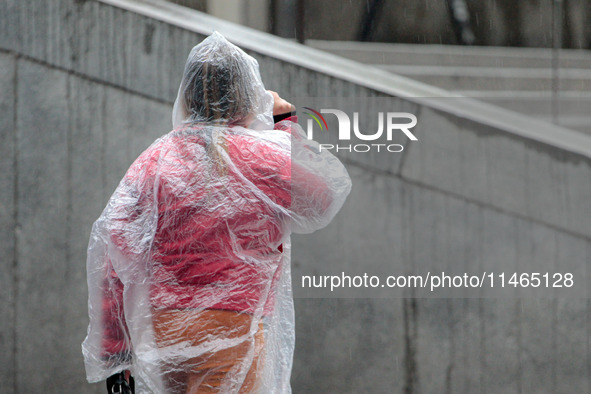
[307,41,591,135]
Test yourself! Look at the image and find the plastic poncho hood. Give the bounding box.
[172,32,274,130]
[82,32,351,393]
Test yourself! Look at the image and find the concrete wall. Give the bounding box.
[0,50,171,393]
[0,0,589,393]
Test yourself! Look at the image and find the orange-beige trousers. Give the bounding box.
[152,308,265,394]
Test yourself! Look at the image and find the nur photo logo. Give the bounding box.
[303,107,418,153]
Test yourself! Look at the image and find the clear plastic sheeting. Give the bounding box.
[82,32,352,393]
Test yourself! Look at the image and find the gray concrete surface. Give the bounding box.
[0,50,17,392]
[0,51,171,393]
[375,66,591,92]
[307,40,591,68]
[0,0,590,393]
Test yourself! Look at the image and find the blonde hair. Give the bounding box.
[181,48,257,126]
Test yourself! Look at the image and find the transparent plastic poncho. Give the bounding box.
[82,32,352,393]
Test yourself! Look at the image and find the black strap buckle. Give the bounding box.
[106,371,134,394]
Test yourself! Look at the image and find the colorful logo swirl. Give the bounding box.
[303,107,328,131]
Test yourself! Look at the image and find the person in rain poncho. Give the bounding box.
[82,32,352,393]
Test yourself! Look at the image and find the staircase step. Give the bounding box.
[480,98,591,119]
[307,40,591,69]
[307,40,591,135]
[377,65,591,91]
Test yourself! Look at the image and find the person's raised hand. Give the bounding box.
[268,90,295,116]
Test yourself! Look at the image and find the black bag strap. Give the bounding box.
[106,371,134,394]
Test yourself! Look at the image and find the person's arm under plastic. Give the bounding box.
[100,154,158,390]
[268,91,352,234]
